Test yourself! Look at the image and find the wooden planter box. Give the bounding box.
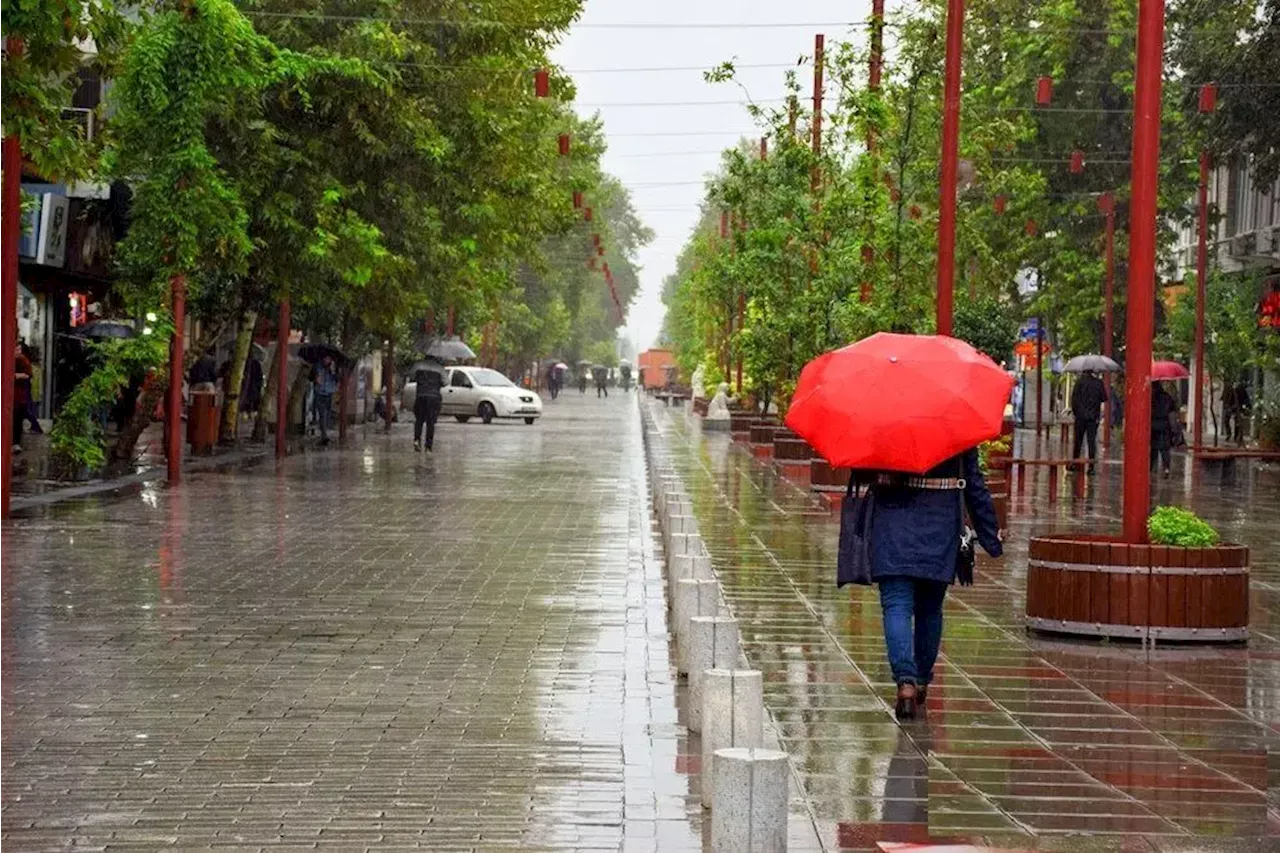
[986,473,1009,529]
[749,422,782,444]
[692,397,709,416]
[810,458,851,493]
[1026,534,1249,643]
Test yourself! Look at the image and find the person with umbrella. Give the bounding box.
[592,365,608,399]
[311,355,339,446]
[1069,370,1107,469]
[786,334,1006,720]
[1151,381,1178,476]
[412,355,445,452]
[545,362,559,400]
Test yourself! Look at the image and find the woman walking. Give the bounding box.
[864,449,1003,719]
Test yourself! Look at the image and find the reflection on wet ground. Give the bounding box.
[4,396,735,851]
[650,402,1280,852]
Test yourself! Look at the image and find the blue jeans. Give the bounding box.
[878,577,949,686]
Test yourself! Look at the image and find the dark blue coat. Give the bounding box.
[865,450,1003,584]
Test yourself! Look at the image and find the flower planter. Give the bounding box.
[986,473,1010,529]
[1026,534,1249,643]
[809,458,851,493]
[773,434,814,462]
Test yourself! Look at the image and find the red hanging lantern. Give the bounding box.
[1025,218,1038,236]
[602,261,611,276]
[719,211,729,239]
[592,233,601,247]
[1036,76,1053,106]
[994,194,1007,215]
[909,204,922,220]
[588,257,597,270]
[1198,83,1217,114]
[572,191,583,209]
[1070,150,1084,174]
[597,245,604,256]
[1096,192,1114,215]
[861,245,874,263]
[534,68,550,98]
[584,207,593,222]
[890,188,901,203]
[558,133,570,156]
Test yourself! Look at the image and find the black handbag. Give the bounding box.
[956,487,976,586]
[838,475,875,587]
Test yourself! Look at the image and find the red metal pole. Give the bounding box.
[0,36,22,514]
[760,137,768,161]
[166,275,186,484]
[1194,149,1210,451]
[1122,0,1165,543]
[1103,199,1116,448]
[936,0,964,337]
[275,297,289,458]
[811,34,824,196]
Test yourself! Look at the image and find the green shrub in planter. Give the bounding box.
[1147,506,1220,547]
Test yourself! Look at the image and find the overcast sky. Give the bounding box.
[553,0,873,354]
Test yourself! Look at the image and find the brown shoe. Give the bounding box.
[916,685,928,707]
[895,683,918,720]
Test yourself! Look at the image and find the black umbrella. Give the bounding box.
[425,336,476,363]
[408,358,447,380]
[74,320,135,340]
[298,342,353,368]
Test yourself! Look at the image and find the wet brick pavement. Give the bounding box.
[648,401,1280,852]
[4,394,821,851]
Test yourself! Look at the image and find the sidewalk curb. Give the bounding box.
[9,447,271,515]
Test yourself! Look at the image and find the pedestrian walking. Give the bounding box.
[12,342,33,453]
[412,356,445,452]
[783,333,1011,722]
[593,365,608,398]
[241,353,264,416]
[857,452,1003,719]
[1070,370,1107,469]
[312,355,339,445]
[545,362,559,400]
[578,371,588,395]
[189,350,218,394]
[22,344,43,434]
[1151,381,1177,476]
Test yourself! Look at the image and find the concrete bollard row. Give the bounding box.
[643,399,790,849]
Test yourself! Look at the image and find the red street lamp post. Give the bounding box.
[1,37,24,518]
[1194,83,1216,451]
[936,0,965,337]
[1121,0,1165,543]
[1099,192,1116,447]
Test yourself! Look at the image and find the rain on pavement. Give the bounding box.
[2,393,1278,851]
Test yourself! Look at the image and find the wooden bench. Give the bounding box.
[1190,446,1280,463]
[994,457,1090,502]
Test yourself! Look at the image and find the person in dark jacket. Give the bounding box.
[1070,371,1107,468]
[241,354,264,415]
[865,449,1003,719]
[412,357,445,452]
[1151,382,1177,476]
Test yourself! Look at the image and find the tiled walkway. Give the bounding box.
[2,395,725,851]
[649,402,1280,852]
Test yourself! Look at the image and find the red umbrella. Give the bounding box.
[1152,360,1189,380]
[785,333,1014,474]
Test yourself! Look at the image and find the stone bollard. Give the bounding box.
[669,554,694,583]
[664,513,696,549]
[687,616,740,732]
[673,578,721,675]
[669,532,703,560]
[701,669,765,808]
[710,748,789,852]
[690,553,713,580]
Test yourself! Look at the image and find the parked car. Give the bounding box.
[401,366,543,425]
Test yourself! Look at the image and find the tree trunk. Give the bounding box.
[287,361,310,435]
[252,339,282,442]
[219,310,257,444]
[383,338,395,431]
[106,321,226,476]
